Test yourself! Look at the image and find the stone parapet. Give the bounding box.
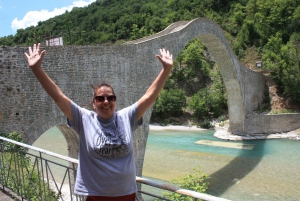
[244,113,300,134]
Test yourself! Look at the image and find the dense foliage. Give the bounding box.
[0,131,25,152]
[152,88,187,118]
[2,0,300,117]
[189,65,227,119]
[261,33,300,103]
[152,38,227,124]
[173,39,226,120]
[0,0,237,46]
[226,0,300,104]
[161,167,209,201]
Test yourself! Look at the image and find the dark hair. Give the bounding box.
[90,83,115,102]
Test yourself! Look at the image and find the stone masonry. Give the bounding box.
[1,18,298,179]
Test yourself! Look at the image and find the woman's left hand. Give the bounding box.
[156,48,173,69]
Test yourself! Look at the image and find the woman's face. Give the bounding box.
[93,86,116,120]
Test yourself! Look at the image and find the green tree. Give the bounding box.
[152,88,187,119]
[262,32,285,88]
[263,32,300,103]
[130,24,140,40]
[170,39,212,96]
[189,64,227,121]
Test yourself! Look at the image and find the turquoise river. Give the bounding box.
[32,126,300,201]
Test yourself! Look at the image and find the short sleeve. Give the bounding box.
[67,101,92,134]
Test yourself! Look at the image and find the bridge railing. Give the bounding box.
[0,136,230,201]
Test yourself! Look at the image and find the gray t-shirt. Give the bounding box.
[67,101,142,196]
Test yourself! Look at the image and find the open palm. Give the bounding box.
[156,48,173,69]
[24,43,46,69]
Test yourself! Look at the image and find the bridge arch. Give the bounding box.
[23,109,79,159]
[0,17,265,179]
[129,18,265,134]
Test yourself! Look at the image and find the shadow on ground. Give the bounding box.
[206,139,265,197]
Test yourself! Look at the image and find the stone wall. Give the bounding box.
[245,113,300,134]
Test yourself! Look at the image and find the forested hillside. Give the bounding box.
[2,0,300,126]
[0,0,236,45]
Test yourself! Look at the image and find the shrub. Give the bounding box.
[162,167,209,201]
[200,119,213,129]
[0,132,57,200]
[153,88,187,118]
[2,131,26,153]
[189,85,227,121]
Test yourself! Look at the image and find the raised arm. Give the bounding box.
[24,43,72,120]
[137,48,173,119]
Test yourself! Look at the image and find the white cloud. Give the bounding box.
[11,0,96,31]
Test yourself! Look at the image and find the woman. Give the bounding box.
[24,43,173,201]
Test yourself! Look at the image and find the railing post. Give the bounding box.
[38,152,46,201]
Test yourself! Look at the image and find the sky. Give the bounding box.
[0,0,96,38]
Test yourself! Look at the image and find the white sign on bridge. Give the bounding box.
[46,37,63,46]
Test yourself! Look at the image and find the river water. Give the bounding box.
[33,126,300,201]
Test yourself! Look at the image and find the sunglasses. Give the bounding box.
[94,95,116,103]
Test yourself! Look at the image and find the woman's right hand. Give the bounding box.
[24,43,46,69]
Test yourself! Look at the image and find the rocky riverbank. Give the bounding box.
[214,128,300,141]
[150,122,300,141]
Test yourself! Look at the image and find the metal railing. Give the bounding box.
[0,136,230,201]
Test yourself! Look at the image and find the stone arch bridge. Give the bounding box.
[1,18,299,177]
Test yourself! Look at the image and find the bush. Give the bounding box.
[161,167,209,201]
[2,131,26,153]
[189,82,227,121]
[152,88,187,119]
[200,119,213,129]
[0,132,57,200]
